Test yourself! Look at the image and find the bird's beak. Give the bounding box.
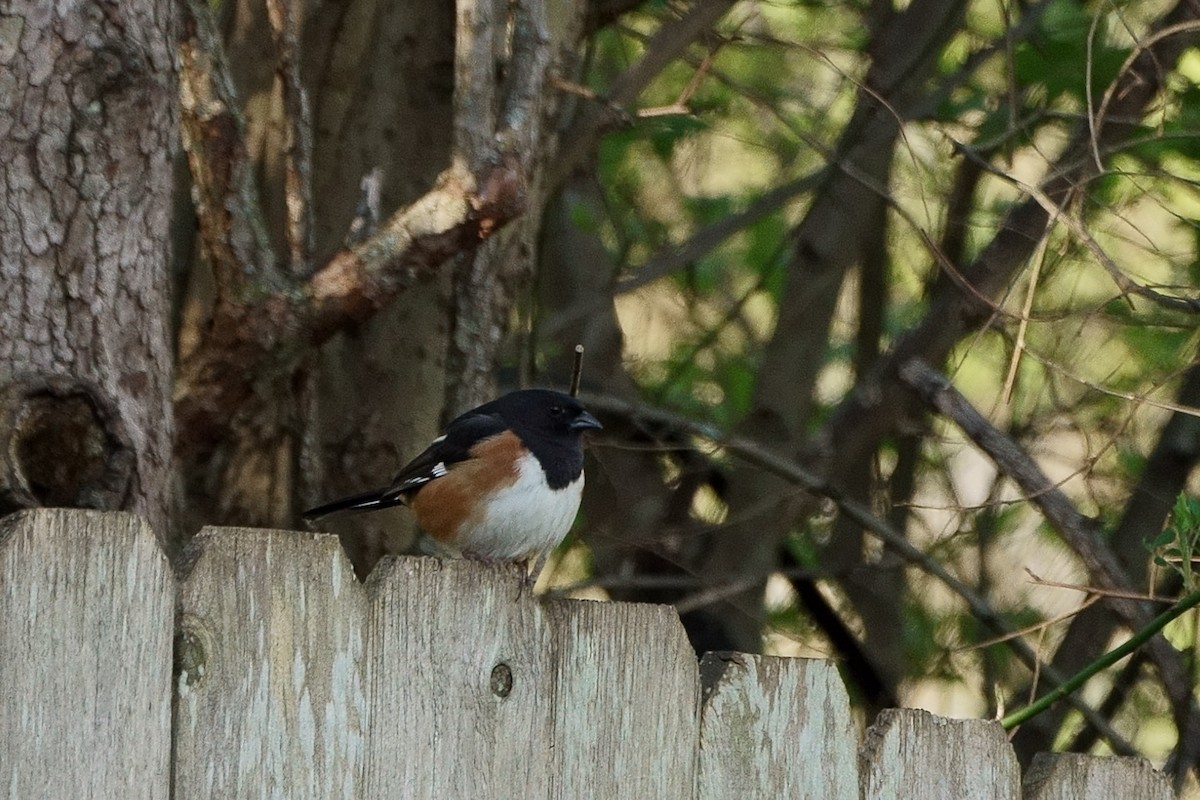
[571,411,603,432]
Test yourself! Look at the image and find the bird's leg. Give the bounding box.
[512,554,547,599]
[526,552,548,592]
[508,558,530,600]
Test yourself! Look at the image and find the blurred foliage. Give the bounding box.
[536,0,1200,777]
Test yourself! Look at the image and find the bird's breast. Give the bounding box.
[455,450,584,561]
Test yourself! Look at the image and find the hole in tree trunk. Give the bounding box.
[1,377,134,513]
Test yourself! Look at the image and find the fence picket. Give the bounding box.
[1023,753,1175,799]
[697,653,858,799]
[546,599,699,800]
[173,528,369,800]
[364,558,555,800]
[861,708,1021,799]
[0,509,172,800]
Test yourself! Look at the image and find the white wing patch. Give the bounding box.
[394,475,431,493]
[431,461,448,477]
[456,450,584,562]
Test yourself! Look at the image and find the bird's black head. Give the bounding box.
[481,389,601,489]
[487,389,602,440]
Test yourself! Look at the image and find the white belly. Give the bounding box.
[457,451,584,561]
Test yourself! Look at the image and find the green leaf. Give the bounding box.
[1149,528,1176,549]
[1011,0,1130,104]
[645,115,708,161]
[1118,324,1193,374]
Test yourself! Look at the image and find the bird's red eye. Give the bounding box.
[549,405,566,418]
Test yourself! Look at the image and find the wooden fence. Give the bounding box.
[0,508,1177,799]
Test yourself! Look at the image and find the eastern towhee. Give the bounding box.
[303,389,602,583]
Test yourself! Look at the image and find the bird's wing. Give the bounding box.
[382,412,508,499]
[301,411,509,521]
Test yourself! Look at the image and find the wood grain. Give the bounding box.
[861,708,1021,800]
[364,557,554,799]
[1024,753,1174,800]
[173,527,369,800]
[697,654,858,799]
[0,509,173,799]
[546,598,699,800]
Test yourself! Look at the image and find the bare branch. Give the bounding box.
[818,0,1200,492]
[176,0,559,457]
[957,146,1200,314]
[454,0,498,161]
[178,0,277,288]
[305,158,527,341]
[899,358,1200,778]
[616,169,827,295]
[176,0,565,457]
[578,390,1137,755]
[265,0,314,273]
[1012,356,1200,764]
[900,358,1149,599]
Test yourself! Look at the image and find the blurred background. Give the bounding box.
[23,0,1200,790]
[186,0,1200,784]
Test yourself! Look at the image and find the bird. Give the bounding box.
[303,388,602,586]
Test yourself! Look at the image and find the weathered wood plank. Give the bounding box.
[364,557,554,799]
[697,653,857,799]
[0,509,173,800]
[861,708,1021,800]
[173,528,368,800]
[1023,753,1175,799]
[546,598,699,800]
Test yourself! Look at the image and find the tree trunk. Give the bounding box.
[0,0,177,541]
[300,0,458,571]
[172,0,584,574]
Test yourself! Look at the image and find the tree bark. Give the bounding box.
[299,0,458,571]
[0,0,177,540]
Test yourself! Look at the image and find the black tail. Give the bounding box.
[302,488,403,521]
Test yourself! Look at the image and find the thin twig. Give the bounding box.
[965,594,1104,651]
[1092,19,1200,162]
[1001,227,1050,404]
[1022,348,1200,421]
[1085,7,1104,172]
[1026,570,1181,603]
[547,0,736,192]
[344,168,384,247]
[569,345,584,397]
[900,358,1131,591]
[957,145,1200,314]
[616,169,827,295]
[900,357,1200,769]
[674,573,771,615]
[637,34,721,117]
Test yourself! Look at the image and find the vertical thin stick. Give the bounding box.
[569,344,584,397]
